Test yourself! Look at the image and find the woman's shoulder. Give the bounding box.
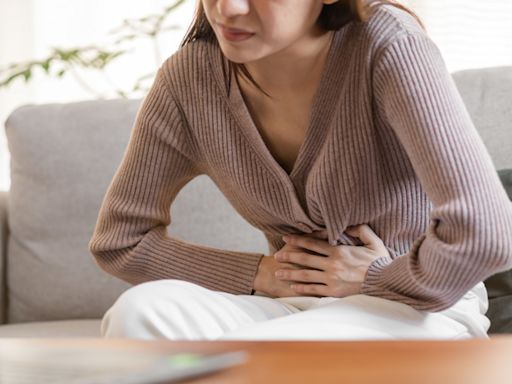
[358,3,429,50]
[158,38,217,93]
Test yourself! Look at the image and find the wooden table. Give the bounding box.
[1,336,512,383]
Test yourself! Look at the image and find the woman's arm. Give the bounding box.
[364,31,512,311]
[88,63,264,295]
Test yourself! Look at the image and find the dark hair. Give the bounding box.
[179,0,426,97]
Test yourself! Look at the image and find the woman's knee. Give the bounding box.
[101,279,206,339]
[108,279,197,314]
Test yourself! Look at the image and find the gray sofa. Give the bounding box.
[1,66,511,337]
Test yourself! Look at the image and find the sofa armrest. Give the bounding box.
[0,191,8,324]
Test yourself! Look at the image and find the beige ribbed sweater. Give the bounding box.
[88,5,512,311]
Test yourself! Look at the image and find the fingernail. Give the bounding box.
[282,235,290,242]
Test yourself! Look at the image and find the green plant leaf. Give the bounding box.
[22,70,32,81]
[0,0,186,94]
[41,59,51,73]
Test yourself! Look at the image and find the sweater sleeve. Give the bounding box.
[362,32,512,311]
[88,64,264,295]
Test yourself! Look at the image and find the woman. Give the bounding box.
[88,0,512,340]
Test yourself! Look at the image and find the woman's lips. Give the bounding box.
[217,23,255,42]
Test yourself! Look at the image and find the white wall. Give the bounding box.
[1,0,512,191]
[0,0,196,191]
[0,0,36,192]
[408,0,512,72]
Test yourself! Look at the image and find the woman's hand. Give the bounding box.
[273,224,390,298]
[252,234,330,297]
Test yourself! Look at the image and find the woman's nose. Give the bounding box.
[216,0,250,18]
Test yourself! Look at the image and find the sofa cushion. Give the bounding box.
[0,319,101,337]
[4,100,138,323]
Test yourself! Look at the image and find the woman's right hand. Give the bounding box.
[252,231,328,297]
[252,255,305,297]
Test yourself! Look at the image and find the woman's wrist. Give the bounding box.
[252,255,270,294]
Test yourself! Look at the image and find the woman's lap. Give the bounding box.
[100,279,490,340]
[100,279,297,340]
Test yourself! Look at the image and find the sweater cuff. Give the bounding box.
[360,254,394,295]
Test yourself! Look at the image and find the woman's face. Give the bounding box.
[201,0,338,63]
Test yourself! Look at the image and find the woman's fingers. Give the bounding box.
[289,283,330,297]
[305,229,328,240]
[282,234,331,255]
[274,250,329,270]
[345,224,384,248]
[274,267,327,285]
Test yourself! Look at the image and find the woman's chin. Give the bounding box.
[217,43,262,64]
[219,50,255,64]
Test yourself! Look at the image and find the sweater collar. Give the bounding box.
[206,26,351,236]
[208,28,347,173]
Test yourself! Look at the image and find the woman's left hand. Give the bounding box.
[274,224,390,298]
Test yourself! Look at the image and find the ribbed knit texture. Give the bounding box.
[88,5,512,311]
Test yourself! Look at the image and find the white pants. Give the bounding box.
[100,279,491,340]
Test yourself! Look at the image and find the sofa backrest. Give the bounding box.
[4,99,268,324]
[451,66,512,170]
